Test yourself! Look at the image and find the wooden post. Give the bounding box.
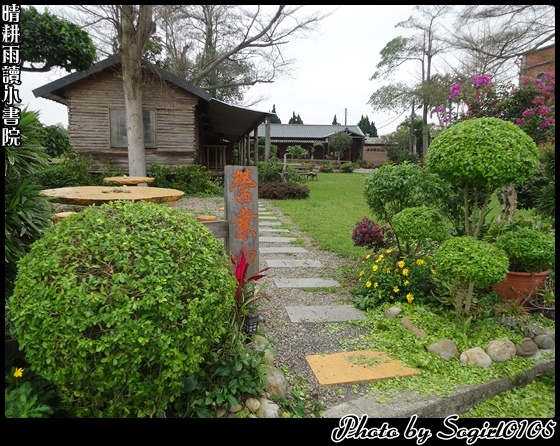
[224,165,259,278]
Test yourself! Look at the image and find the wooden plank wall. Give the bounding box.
[67,69,199,173]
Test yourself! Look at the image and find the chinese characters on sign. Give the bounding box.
[2,4,22,147]
[225,165,260,278]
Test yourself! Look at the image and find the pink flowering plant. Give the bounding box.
[352,248,437,311]
[351,216,394,252]
[436,72,555,145]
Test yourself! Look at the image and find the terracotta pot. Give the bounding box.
[492,270,551,306]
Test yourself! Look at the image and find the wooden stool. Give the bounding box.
[196,215,217,222]
[52,211,77,223]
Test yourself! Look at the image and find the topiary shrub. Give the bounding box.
[258,181,310,199]
[433,236,509,317]
[425,117,539,237]
[7,200,237,418]
[340,162,354,173]
[391,205,450,256]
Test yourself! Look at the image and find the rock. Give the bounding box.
[252,335,270,351]
[262,348,275,366]
[384,306,402,318]
[427,338,458,361]
[460,347,492,367]
[532,334,555,350]
[245,397,261,413]
[265,366,287,397]
[229,401,244,413]
[486,338,516,362]
[258,397,281,418]
[515,337,539,357]
[401,316,428,337]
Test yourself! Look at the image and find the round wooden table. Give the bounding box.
[40,186,185,206]
[103,176,155,186]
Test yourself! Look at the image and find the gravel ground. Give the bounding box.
[173,196,377,411]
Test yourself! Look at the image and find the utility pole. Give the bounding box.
[344,108,347,126]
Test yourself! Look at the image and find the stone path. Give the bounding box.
[257,202,418,389]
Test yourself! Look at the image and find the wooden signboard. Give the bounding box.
[224,165,260,278]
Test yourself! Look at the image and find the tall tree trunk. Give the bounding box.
[119,5,154,177]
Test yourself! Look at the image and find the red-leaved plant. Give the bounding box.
[351,216,394,251]
[231,250,271,318]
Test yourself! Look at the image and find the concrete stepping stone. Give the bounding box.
[260,247,308,254]
[266,259,323,268]
[306,350,421,386]
[274,278,339,288]
[286,305,365,322]
[260,236,296,243]
[259,228,290,233]
[259,216,278,220]
[259,211,274,215]
[259,221,281,226]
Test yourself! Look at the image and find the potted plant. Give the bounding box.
[492,227,555,306]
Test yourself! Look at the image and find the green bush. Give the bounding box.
[433,236,509,317]
[340,162,354,173]
[150,164,222,196]
[425,117,539,237]
[363,161,456,227]
[391,205,450,255]
[8,200,237,418]
[39,124,73,158]
[494,227,555,273]
[33,153,99,188]
[258,181,310,199]
[5,108,52,298]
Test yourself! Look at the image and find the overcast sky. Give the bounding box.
[20,5,421,136]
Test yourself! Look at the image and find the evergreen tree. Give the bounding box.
[358,115,378,137]
[288,112,303,124]
[332,114,339,125]
[270,104,282,124]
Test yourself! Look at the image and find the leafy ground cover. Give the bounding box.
[270,171,555,419]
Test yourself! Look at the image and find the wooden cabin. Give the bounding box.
[33,55,273,176]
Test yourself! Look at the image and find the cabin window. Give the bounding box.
[109,109,156,148]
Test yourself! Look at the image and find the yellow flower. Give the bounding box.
[13,368,24,378]
[386,248,392,253]
[397,260,405,268]
[406,293,414,303]
[404,280,410,286]
[365,254,371,259]
[372,265,378,272]
[431,269,437,275]
[416,259,426,266]
[359,270,364,276]
[374,282,378,288]
[402,268,409,276]
[393,286,400,293]
[366,281,372,288]
[375,254,384,263]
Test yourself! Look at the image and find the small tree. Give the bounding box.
[425,117,539,238]
[286,145,309,160]
[329,131,352,164]
[433,236,509,318]
[332,115,339,125]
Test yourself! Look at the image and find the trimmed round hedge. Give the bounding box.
[425,117,539,191]
[8,200,237,418]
